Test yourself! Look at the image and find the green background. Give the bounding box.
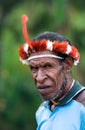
[0,0,85,129]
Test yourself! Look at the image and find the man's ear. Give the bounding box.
[63,57,74,71]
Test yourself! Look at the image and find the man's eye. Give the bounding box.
[44,64,52,69]
[30,66,38,72]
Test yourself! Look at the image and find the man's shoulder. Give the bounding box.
[37,101,49,111]
[74,89,85,107]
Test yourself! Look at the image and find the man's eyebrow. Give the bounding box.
[29,63,34,68]
[42,61,57,67]
[29,61,37,66]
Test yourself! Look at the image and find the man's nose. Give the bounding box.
[36,68,47,83]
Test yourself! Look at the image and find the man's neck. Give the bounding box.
[50,79,75,108]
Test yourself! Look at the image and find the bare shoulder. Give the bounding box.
[74,89,85,107]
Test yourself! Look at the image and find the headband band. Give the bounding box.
[28,54,64,61]
[20,54,64,65]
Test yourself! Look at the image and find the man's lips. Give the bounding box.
[37,85,50,89]
[37,85,51,93]
[37,85,54,100]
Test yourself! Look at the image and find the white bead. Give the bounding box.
[65,44,72,54]
[20,58,28,65]
[74,60,79,66]
[24,43,29,53]
[46,40,53,51]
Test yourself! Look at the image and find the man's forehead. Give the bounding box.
[29,55,59,66]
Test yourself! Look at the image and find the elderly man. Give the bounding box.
[19,15,85,130]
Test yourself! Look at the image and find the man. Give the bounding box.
[19,15,85,130]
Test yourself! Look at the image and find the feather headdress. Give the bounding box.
[19,15,80,65]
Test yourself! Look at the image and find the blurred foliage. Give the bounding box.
[0,0,85,130]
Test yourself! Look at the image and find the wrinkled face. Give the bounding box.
[29,51,66,100]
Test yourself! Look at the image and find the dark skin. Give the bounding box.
[29,50,74,101]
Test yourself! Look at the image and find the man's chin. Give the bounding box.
[40,94,54,101]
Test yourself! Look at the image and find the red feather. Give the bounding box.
[22,15,32,49]
[19,46,28,59]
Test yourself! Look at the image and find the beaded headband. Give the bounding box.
[19,14,80,65]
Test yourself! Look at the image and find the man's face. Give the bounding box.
[29,51,65,100]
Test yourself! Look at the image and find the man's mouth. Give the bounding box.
[37,85,50,90]
[37,85,51,95]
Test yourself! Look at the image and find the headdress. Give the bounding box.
[19,14,80,65]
